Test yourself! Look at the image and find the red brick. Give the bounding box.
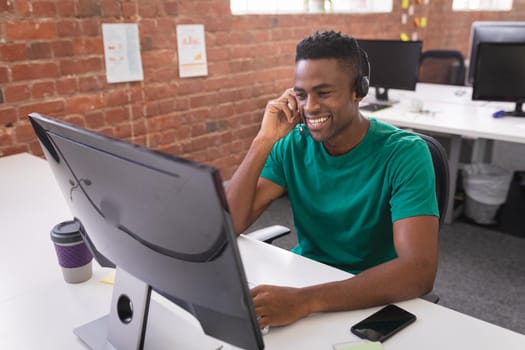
[80,19,100,36]
[142,50,175,68]
[149,34,176,50]
[60,57,102,75]
[191,123,206,137]
[4,85,31,102]
[85,110,105,129]
[0,0,9,12]
[4,22,56,40]
[104,88,130,106]
[144,84,176,101]
[33,2,57,17]
[32,81,55,99]
[63,114,87,127]
[12,62,59,81]
[105,107,129,124]
[78,0,101,17]
[57,20,81,37]
[78,76,102,92]
[164,2,178,15]
[138,2,159,17]
[56,77,77,95]
[115,122,132,139]
[56,1,76,16]
[51,40,74,57]
[28,42,52,60]
[1,145,28,157]
[0,107,17,125]
[130,104,144,120]
[189,93,218,109]
[0,131,14,151]
[101,0,122,17]
[145,102,160,117]
[14,0,31,17]
[122,2,137,17]
[29,141,44,156]
[131,119,147,136]
[66,94,103,114]
[73,38,104,55]
[20,100,65,118]
[0,67,8,84]
[147,66,178,83]
[15,121,39,143]
[0,43,28,61]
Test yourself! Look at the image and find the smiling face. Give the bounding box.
[293,58,368,155]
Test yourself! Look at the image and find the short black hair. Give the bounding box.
[295,30,362,78]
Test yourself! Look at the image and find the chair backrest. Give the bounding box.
[414,132,450,227]
[418,50,466,86]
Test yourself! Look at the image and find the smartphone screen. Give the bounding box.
[350,304,416,342]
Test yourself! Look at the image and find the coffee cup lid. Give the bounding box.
[50,220,83,244]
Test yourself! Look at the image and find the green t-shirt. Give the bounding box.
[260,118,438,274]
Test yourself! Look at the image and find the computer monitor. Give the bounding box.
[467,21,525,85]
[356,39,422,106]
[28,113,264,349]
[472,42,525,117]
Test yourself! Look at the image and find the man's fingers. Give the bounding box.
[267,100,294,121]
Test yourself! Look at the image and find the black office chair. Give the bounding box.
[245,132,450,303]
[418,50,466,86]
[414,132,449,304]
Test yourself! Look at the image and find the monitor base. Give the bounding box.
[74,268,223,350]
[74,298,224,350]
[505,102,525,117]
[360,103,392,112]
[504,111,525,117]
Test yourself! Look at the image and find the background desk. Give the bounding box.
[2,153,525,349]
[361,83,525,224]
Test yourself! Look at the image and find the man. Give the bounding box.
[226,31,439,329]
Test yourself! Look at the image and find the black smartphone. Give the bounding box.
[350,304,416,342]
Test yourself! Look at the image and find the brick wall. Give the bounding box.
[1,0,524,179]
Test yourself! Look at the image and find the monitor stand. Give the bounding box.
[360,87,399,112]
[74,268,223,350]
[503,102,525,117]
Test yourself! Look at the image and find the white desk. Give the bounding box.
[2,153,525,349]
[361,83,525,224]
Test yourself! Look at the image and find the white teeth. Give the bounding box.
[307,116,329,125]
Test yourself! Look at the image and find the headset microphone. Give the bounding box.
[299,110,305,135]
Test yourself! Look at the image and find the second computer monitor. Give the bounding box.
[472,42,525,117]
[467,21,525,85]
[357,39,422,104]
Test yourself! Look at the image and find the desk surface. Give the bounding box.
[361,83,525,144]
[2,153,525,349]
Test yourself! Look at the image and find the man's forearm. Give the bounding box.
[225,136,276,234]
[301,257,436,315]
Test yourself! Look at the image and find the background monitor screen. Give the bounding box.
[357,39,422,103]
[467,21,525,85]
[29,113,264,349]
[472,42,525,117]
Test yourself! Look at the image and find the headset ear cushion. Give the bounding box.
[356,75,369,98]
[360,76,369,97]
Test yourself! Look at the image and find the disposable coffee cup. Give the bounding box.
[409,98,424,113]
[50,220,93,283]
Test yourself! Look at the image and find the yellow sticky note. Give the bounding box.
[402,0,409,9]
[400,32,409,41]
[421,17,427,28]
[100,270,116,284]
[333,341,384,350]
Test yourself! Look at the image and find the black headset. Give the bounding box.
[355,46,370,98]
